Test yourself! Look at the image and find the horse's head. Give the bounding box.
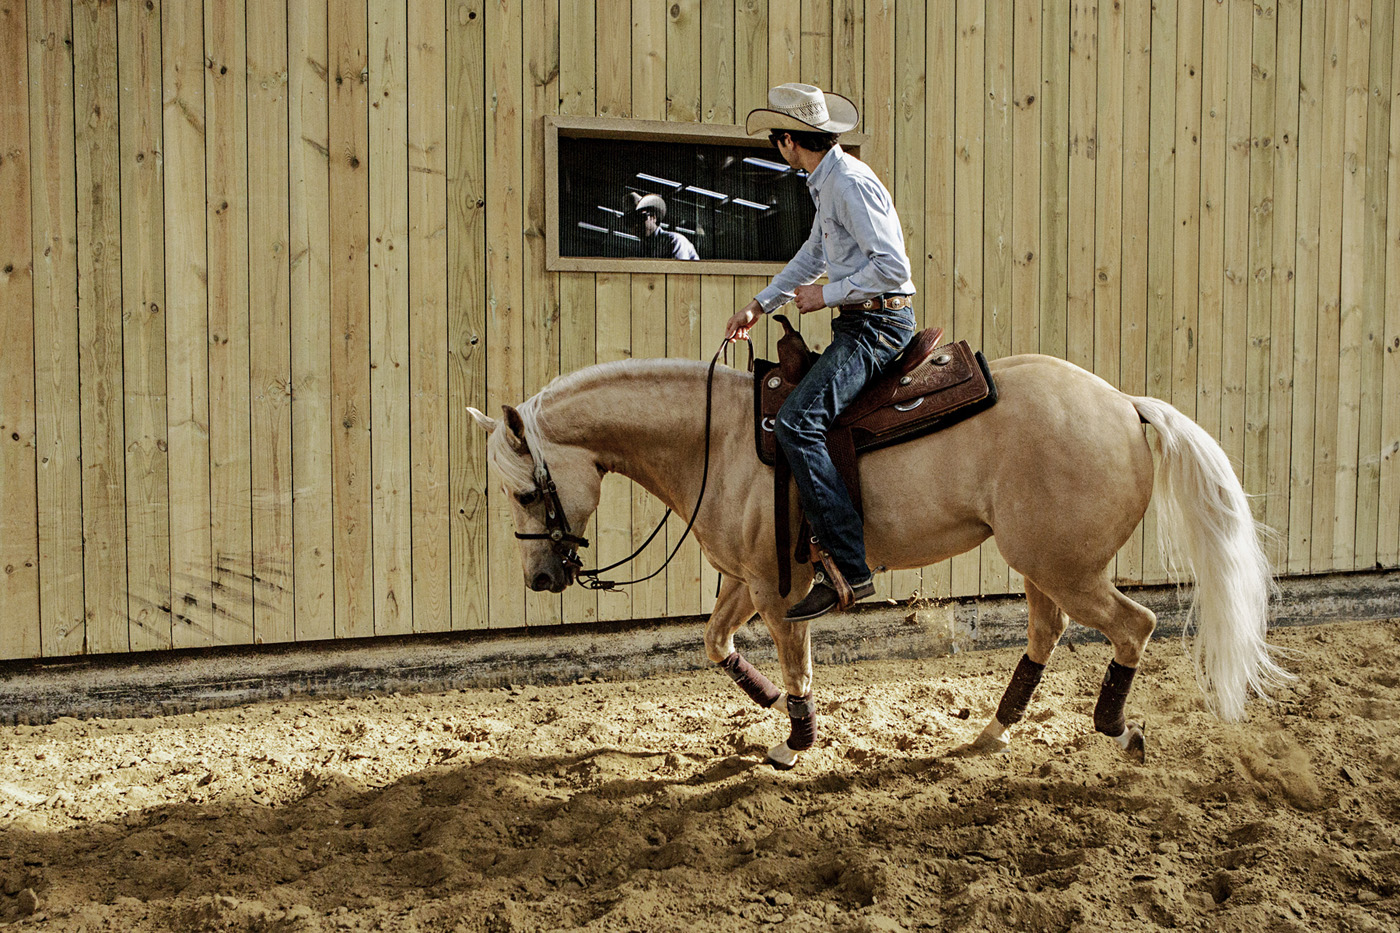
[469,403,603,593]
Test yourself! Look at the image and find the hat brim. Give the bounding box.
[745,92,859,136]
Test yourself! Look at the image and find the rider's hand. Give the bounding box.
[793,284,826,314]
[725,302,761,340]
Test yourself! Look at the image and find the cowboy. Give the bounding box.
[623,192,699,261]
[725,82,917,622]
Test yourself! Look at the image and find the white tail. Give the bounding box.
[1131,396,1292,721]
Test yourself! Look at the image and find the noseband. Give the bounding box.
[512,336,736,591]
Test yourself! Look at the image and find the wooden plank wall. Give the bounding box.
[3,0,1399,661]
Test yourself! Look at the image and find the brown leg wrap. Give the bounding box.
[1094,660,1137,736]
[721,652,782,708]
[786,693,818,751]
[995,654,1046,727]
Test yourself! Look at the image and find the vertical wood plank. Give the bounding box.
[700,0,734,125]
[1310,0,1350,571]
[247,0,294,644]
[329,0,374,638]
[448,0,489,630]
[523,0,562,627]
[800,0,831,90]
[735,0,768,116]
[1012,0,1041,359]
[667,0,701,123]
[409,0,451,633]
[1143,0,1177,583]
[981,0,1012,597]
[1380,3,1400,569]
[1093,0,1122,391]
[559,0,599,626]
[1219,0,1254,476]
[1171,0,1201,423]
[770,0,800,86]
[1039,0,1070,365]
[27,0,85,655]
[289,0,335,640]
[486,0,526,627]
[1266,0,1301,569]
[1355,0,1392,569]
[163,0,214,648]
[117,0,171,651]
[369,0,413,635]
[950,0,983,597]
[1118,0,1150,583]
[73,0,128,652]
[1196,0,1228,444]
[1066,0,1096,374]
[1288,0,1326,573]
[0,0,40,658]
[1244,0,1276,527]
[1332,0,1372,569]
[206,0,254,644]
[831,0,862,108]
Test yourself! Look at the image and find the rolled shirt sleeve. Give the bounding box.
[755,216,827,313]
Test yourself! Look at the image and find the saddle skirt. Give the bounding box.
[751,314,998,598]
[753,315,997,466]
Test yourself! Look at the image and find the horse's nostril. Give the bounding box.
[532,572,553,592]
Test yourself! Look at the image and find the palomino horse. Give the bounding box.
[469,351,1289,769]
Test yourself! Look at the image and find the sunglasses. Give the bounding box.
[768,131,789,149]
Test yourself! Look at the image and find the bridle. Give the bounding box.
[512,335,740,591]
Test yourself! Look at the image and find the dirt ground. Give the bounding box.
[0,618,1397,933]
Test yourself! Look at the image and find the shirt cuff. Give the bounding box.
[755,285,790,314]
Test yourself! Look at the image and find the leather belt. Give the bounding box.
[839,294,914,312]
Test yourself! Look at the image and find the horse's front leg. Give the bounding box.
[758,612,816,770]
[706,576,782,708]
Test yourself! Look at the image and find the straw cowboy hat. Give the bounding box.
[624,192,667,221]
[745,82,860,136]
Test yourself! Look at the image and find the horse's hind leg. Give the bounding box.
[706,576,783,708]
[1040,573,1156,759]
[976,579,1070,750]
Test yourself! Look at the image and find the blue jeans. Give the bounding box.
[774,305,917,584]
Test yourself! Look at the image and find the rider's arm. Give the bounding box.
[753,215,827,314]
[819,174,911,309]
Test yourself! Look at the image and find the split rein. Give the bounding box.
[515,334,744,592]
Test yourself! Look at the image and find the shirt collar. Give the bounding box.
[805,143,844,196]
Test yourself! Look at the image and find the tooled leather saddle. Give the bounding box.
[752,314,998,597]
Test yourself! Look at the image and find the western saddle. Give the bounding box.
[752,314,998,598]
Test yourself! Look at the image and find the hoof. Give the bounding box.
[970,729,1010,754]
[1114,721,1146,762]
[765,741,800,770]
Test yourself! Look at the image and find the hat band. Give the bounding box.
[780,100,828,123]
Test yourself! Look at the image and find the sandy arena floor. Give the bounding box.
[0,618,1397,932]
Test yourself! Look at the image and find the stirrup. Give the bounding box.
[813,544,856,611]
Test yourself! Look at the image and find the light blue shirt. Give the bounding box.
[755,144,915,313]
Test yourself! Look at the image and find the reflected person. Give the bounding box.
[623,192,698,260]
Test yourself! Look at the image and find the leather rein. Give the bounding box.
[513,335,740,591]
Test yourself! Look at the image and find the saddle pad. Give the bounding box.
[754,339,997,466]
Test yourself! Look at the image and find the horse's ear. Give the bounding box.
[500,405,529,454]
[467,407,497,433]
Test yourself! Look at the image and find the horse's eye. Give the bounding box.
[515,489,539,506]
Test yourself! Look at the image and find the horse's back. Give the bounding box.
[862,353,1155,579]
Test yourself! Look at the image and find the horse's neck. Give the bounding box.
[544,360,744,508]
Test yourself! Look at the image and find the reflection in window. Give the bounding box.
[557,136,816,262]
